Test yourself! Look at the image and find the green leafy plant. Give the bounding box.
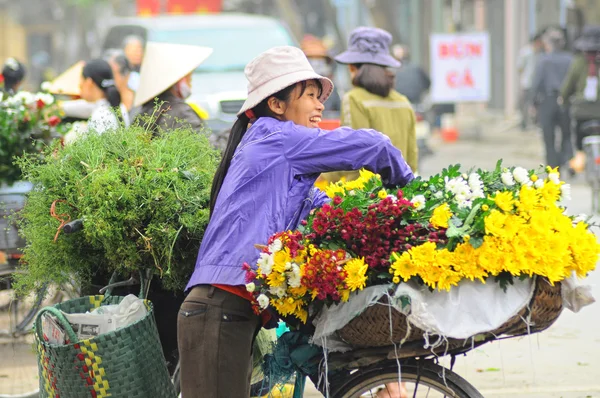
[13,125,219,294]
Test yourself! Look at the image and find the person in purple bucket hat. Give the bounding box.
[322,27,419,186]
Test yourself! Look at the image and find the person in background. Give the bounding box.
[321,26,418,184]
[392,44,430,105]
[1,58,26,95]
[63,59,121,143]
[134,42,211,134]
[517,32,544,130]
[122,35,145,72]
[103,49,135,120]
[561,25,600,173]
[531,27,573,169]
[300,35,341,115]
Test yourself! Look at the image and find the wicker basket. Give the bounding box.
[337,277,563,349]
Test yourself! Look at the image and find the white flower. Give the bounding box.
[257,253,274,275]
[348,190,356,196]
[434,191,443,199]
[548,172,561,185]
[410,195,426,210]
[560,184,571,200]
[512,167,530,185]
[245,282,256,293]
[257,294,270,310]
[269,283,287,298]
[468,173,483,191]
[268,239,283,253]
[387,194,398,202]
[287,264,302,288]
[534,179,545,189]
[501,172,515,186]
[574,213,588,223]
[469,188,485,200]
[40,81,52,92]
[457,200,473,209]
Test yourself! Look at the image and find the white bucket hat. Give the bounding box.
[238,46,334,116]
[133,42,213,107]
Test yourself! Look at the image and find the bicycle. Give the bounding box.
[169,328,496,398]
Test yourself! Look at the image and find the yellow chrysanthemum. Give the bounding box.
[390,252,419,281]
[493,191,515,212]
[378,189,388,199]
[430,203,452,229]
[344,257,369,291]
[340,289,351,302]
[540,181,561,205]
[484,209,507,237]
[516,185,538,214]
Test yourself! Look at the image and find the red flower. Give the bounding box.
[0,74,4,84]
[36,99,45,110]
[47,115,61,127]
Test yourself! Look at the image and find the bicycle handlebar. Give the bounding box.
[62,219,83,234]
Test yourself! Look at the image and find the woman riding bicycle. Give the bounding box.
[177,46,414,397]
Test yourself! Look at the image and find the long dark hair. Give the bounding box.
[2,58,26,92]
[209,80,322,215]
[352,63,395,97]
[82,59,121,107]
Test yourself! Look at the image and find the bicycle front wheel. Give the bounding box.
[333,360,484,398]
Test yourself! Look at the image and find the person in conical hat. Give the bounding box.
[178,45,414,396]
[134,42,212,134]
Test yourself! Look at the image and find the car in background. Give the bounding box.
[102,13,297,132]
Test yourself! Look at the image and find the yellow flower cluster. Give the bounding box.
[324,169,379,198]
[391,173,599,290]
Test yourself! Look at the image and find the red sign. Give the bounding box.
[137,0,222,15]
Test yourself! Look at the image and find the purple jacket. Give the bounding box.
[185,117,414,290]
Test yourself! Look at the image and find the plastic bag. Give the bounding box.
[561,272,596,313]
[61,294,147,340]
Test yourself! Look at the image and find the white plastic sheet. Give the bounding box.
[311,276,594,352]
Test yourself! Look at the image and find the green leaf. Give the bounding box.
[469,236,483,248]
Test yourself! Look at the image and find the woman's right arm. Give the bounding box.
[282,123,414,187]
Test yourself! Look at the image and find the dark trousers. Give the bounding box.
[538,96,573,168]
[520,88,532,129]
[178,285,260,398]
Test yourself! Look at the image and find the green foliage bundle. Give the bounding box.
[14,125,219,293]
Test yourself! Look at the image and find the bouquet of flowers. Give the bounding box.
[245,163,599,324]
[0,89,67,185]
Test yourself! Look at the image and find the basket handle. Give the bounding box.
[100,270,151,299]
[34,306,79,344]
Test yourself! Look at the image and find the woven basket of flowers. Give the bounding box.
[245,165,597,350]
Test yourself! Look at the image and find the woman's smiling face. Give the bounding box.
[275,80,324,128]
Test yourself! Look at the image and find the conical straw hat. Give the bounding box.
[134,42,213,107]
[48,61,84,96]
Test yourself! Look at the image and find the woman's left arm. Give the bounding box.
[282,123,414,187]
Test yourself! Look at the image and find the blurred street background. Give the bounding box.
[1,0,600,397]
